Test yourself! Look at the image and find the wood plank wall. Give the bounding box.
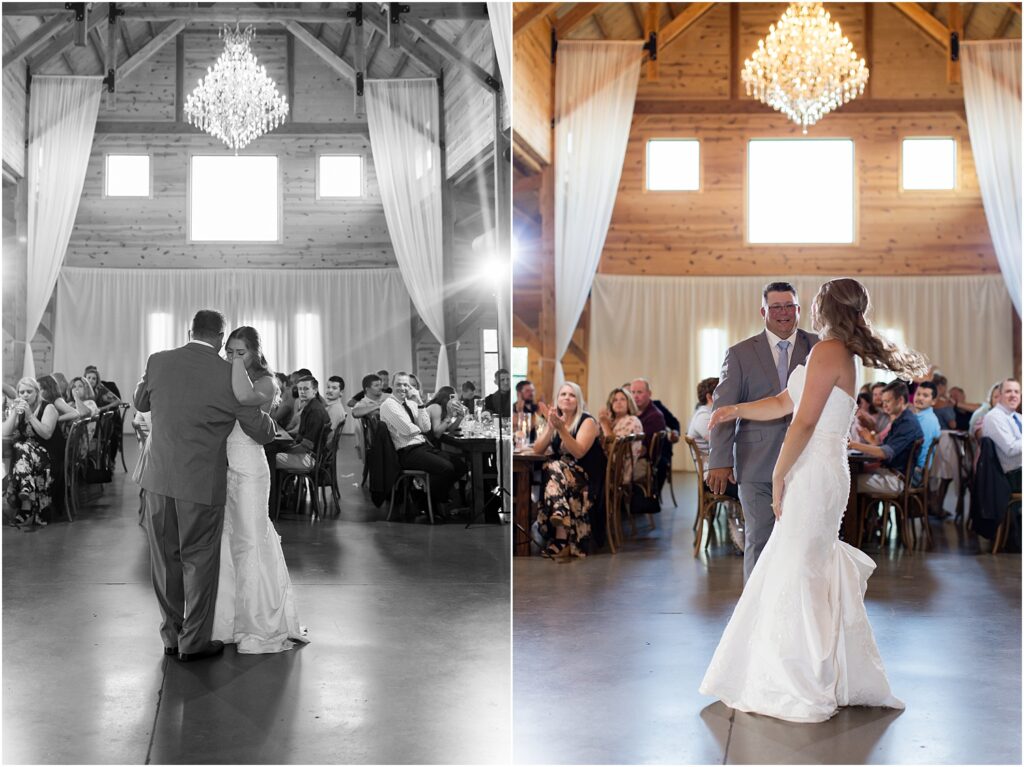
[2,25,27,177]
[511,8,551,165]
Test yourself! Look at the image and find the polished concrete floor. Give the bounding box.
[513,473,1022,765]
[3,435,510,764]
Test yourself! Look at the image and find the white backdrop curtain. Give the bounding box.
[365,78,450,388]
[961,40,1022,316]
[553,41,643,390]
[53,268,413,435]
[588,274,1014,467]
[486,2,511,110]
[24,76,102,379]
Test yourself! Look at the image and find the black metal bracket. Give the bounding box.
[346,3,363,26]
[389,3,410,25]
[550,27,557,63]
[356,71,364,96]
[950,31,959,62]
[108,3,124,24]
[485,74,500,91]
[65,2,86,22]
[103,68,115,92]
[643,31,657,60]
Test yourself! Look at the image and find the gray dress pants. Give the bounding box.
[738,481,774,581]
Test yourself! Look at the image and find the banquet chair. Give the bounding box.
[856,439,923,550]
[685,436,743,556]
[360,414,379,488]
[627,430,666,534]
[949,431,976,529]
[274,428,331,522]
[603,434,641,553]
[992,493,1022,555]
[314,426,344,516]
[903,439,940,549]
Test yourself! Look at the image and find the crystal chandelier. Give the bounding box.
[184,25,289,152]
[741,2,869,133]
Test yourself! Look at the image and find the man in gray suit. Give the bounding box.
[708,282,818,580]
[134,310,276,661]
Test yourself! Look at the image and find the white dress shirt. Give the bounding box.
[982,403,1023,474]
[379,396,431,451]
[764,327,798,371]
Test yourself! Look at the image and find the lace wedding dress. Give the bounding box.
[213,422,305,653]
[699,365,904,723]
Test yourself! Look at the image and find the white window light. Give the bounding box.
[512,346,529,389]
[146,312,176,358]
[318,154,363,198]
[699,328,728,381]
[646,139,700,191]
[902,138,956,190]
[105,154,151,197]
[483,328,499,391]
[294,313,323,384]
[190,155,279,242]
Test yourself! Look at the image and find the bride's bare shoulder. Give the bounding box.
[808,337,850,362]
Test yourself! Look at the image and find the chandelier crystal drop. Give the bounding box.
[741,2,869,133]
[184,25,289,152]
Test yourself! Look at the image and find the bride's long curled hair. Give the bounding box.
[227,326,274,382]
[810,279,929,380]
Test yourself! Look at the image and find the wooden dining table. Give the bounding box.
[513,451,546,555]
[441,432,503,524]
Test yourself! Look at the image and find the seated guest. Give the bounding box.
[37,374,80,423]
[83,366,121,408]
[971,382,1003,439]
[3,377,59,527]
[597,387,646,484]
[630,377,670,496]
[930,373,957,429]
[379,372,467,515]
[460,380,478,411]
[514,379,538,441]
[377,370,392,393]
[911,381,942,485]
[850,380,924,494]
[532,382,606,558]
[948,386,978,431]
[850,392,875,441]
[406,373,426,407]
[324,375,348,433]
[687,377,738,499]
[868,382,890,434]
[351,374,386,419]
[347,368,392,407]
[69,377,101,418]
[269,375,330,506]
[652,395,681,496]
[424,386,467,442]
[483,369,511,418]
[284,370,311,433]
[272,372,294,429]
[982,379,1022,492]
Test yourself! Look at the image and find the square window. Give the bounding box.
[105,154,150,197]
[511,346,529,390]
[189,155,279,242]
[902,138,956,190]
[483,329,499,393]
[748,139,855,244]
[646,139,700,191]
[318,155,363,198]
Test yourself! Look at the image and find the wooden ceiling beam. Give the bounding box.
[628,2,645,37]
[28,2,109,71]
[118,20,187,81]
[362,9,442,75]
[2,12,71,70]
[513,3,557,36]
[402,15,499,91]
[963,2,979,36]
[645,2,661,79]
[513,315,543,354]
[118,17,136,58]
[283,20,356,86]
[891,2,949,46]
[591,9,610,39]
[554,3,603,37]
[995,7,1016,36]
[947,3,962,82]
[659,2,716,48]
[88,27,106,69]
[119,8,354,23]
[94,120,368,135]
[1007,2,1022,15]
[634,97,967,115]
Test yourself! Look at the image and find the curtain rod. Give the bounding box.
[30,75,104,80]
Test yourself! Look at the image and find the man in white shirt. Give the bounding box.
[982,378,1022,492]
[324,375,347,433]
[379,372,467,514]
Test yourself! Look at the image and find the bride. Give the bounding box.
[212,326,306,653]
[700,278,925,723]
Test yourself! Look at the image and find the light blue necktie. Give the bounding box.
[1014,414,1021,434]
[776,340,791,389]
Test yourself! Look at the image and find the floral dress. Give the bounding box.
[611,415,648,484]
[6,403,55,521]
[536,413,608,557]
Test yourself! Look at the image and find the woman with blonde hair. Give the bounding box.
[3,377,60,527]
[700,278,927,723]
[532,381,607,559]
[597,387,647,484]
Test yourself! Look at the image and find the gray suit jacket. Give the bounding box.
[708,329,819,483]
[134,342,277,506]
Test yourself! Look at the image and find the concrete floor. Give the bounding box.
[513,473,1022,765]
[3,435,511,765]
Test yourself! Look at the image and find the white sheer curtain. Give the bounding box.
[487,2,511,107]
[961,40,1022,316]
[554,41,643,389]
[589,274,1014,460]
[24,76,102,378]
[365,78,450,388]
[53,268,413,433]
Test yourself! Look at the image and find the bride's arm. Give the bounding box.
[708,391,794,430]
[232,357,269,407]
[772,340,846,486]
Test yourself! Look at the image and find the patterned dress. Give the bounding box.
[536,413,608,556]
[5,403,56,521]
[611,415,647,484]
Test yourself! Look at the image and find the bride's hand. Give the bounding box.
[708,405,740,431]
[771,476,784,520]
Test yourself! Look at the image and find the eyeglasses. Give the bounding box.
[766,303,799,313]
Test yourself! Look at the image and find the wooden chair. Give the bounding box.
[603,434,642,553]
[274,427,331,522]
[992,492,1022,555]
[684,436,743,557]
[856,439,923,549]
[359,413,379,488]
[314,426,343,516]
[949,431,976,529]
[903,438,940,549]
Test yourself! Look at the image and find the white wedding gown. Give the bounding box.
[699,365,904,723]
[213,422,306,653]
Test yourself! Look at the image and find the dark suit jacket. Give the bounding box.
[295,396,330,454]
[367,418,401,507]
[134,342,276,506]
[484,390,511,418]
[971,437,1012,540]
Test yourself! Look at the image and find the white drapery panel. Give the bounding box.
[53,268,413,434]
[554,41,643,390]
[589,274,1014,457]
[365,78,449,388]
[24,76,102,378]
[961,40,1022,316]
[486,2,512,110]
